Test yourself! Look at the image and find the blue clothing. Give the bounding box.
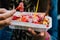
[0,27,13,40]
[0,0,58,40]
[48,0,58,40]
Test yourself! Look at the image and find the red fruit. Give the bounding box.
[38,17,42,22]
[32,20,39,24]
[46,24,49,27]
[19,7,24,12]
[12,16,20,20]
[21,16,28,22]
[22,15,26,18]
[32,21,39,24]
[36,15,40,18]
[22,18,28,22]
[23,19,28,22]
[29,16,32,18]
[16,2,24,12]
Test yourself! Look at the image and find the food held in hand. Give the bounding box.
[12,13,49,27]
[16,2,24,12]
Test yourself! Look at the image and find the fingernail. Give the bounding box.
[12,9,16,12]
[28,28,32,31]
[11,10,16,14]
[40,32,44,36]
[14,9,16,12]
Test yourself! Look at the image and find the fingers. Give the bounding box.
[4,16,12,25]
[28,28,50,40]
[28,28,45,36]
[44,32,50,40]
[38,32,45,37]
[0,10,16,20]
[44,32,50,39]
[0,8,7,13]
[28,28,49,37]
[4,10,16,18]
[0,20,5,26]
[0,17,12,26]
[38,32,50,40]
[28,28,37,35]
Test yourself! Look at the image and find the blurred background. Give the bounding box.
[58,0,60,40]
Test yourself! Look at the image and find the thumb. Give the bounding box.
[38,32,45,37]
[0,8,7,13]
[0,9,16,20]
[40,32,45,36]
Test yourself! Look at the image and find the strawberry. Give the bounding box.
[32,18,39,24]
[12,16,20,20]
[21,16,28,22]
[16,2,24,12]
[19,7,24,12]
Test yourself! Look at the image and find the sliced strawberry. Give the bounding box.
[21,16,28,22]
[16,2,24,12]
[32,20,39,24]
[29,15,32,18]
[19,7,24,12]
[12,16,20,20]
[21,18,28,22]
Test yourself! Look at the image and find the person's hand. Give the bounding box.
[28,28,50,40]
[0,8,16,29]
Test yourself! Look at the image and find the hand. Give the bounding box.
[28,28,50,40]
[0,8,16,29]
